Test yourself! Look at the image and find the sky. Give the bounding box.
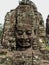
[0,0,49,25]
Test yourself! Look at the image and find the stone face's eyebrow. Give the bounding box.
[16,23,24,29]
[23,24,32,30]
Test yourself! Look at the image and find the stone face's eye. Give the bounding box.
[26,30,32,35]
[17,30,23,35]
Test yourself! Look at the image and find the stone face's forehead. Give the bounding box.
[17,23,32,30]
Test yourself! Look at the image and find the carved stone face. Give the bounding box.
[15,23,33,50]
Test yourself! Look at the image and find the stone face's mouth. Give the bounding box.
[18,38,31,43]
[16,38,31,48]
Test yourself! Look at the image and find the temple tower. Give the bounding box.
[0,0,49,65]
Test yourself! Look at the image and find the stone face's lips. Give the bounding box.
[16,38,31,48]
[18,38,31,43]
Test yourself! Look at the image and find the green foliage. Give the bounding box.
[0,30,3,38]
[46,46,49,50]
[0,24,3,38]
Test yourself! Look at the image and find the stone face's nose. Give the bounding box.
[23,32,28,39]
